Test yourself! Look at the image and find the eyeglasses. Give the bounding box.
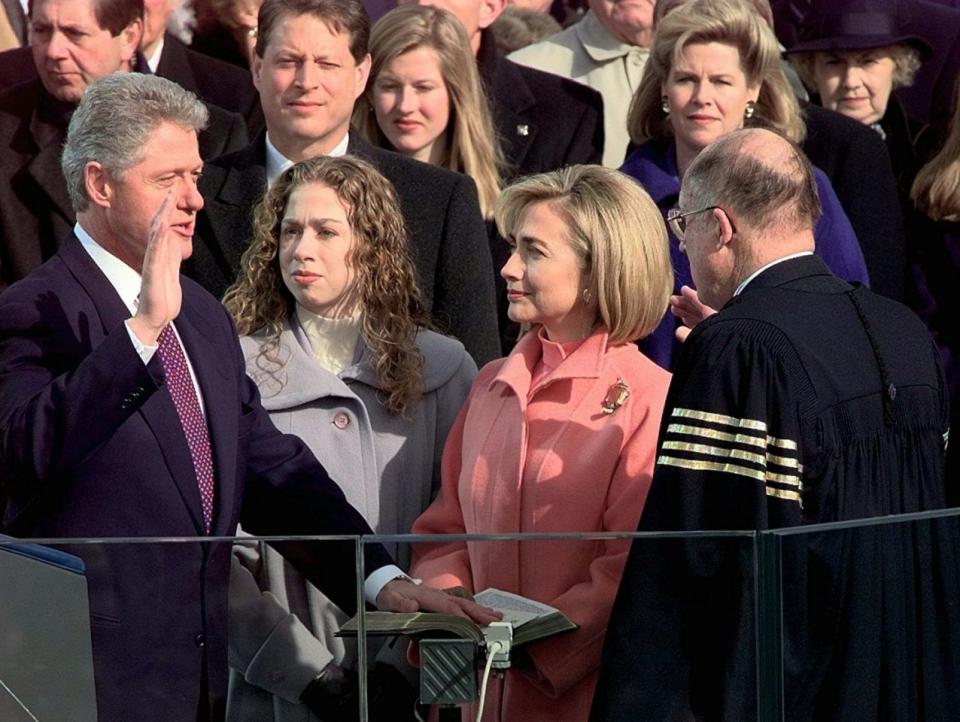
[666,206,730,242]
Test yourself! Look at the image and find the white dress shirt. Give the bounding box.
[145,36,165,74]
[734,251,814,297]
[265,131,350,187]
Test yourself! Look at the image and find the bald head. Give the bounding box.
[683,128,821,236]
[676,128,820,309]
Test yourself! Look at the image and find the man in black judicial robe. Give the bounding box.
[591,128,959,721]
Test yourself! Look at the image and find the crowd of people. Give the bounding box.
[0,0,958,720]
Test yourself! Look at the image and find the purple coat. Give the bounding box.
[621,139,870,370]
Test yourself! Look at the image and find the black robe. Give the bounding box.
[591,256,959,721]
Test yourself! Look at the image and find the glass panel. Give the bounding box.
[0,528,792,722]
[0,534,366,722]
[762,509,960,720]
[358,530,759,722]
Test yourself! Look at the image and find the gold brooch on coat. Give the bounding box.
[601,378,631,415]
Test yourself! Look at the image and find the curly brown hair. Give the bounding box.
[223,155,429,415]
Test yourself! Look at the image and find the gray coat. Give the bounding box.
[226,320,476,721]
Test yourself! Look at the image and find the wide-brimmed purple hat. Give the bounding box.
[784,0,932,60]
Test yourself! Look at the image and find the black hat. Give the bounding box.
[784,0,932,60]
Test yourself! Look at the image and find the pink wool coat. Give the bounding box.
[410,329,670,722]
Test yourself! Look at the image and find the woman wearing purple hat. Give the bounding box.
[786,0,932,195]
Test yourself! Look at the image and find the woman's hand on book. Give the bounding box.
[377,579,504,625]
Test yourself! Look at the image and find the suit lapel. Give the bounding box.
[217,137,268,206]
[58,235,131,334]
[202,137,268,281]
[155,34,200,94]
[346,132,375,160]
[489,58,538,177]
[25,105,74,226]
[59,237,208,533]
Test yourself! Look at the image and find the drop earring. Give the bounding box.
[661,96,670,114]
[745,101,756,120]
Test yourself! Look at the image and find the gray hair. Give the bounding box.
[792,43,924,94]
[683,129,822,233]
[62,73,209,213]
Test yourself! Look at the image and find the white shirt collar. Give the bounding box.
[265,131,350,186]
[75,222,143,315]
[734,251,814,297]
[145,36,165,74]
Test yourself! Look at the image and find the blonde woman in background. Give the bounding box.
[355,3,503,219]
[357,3,522,352]
[621,0,869,371]
[223,155,477,722]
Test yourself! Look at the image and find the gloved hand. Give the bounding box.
[300,662,418,722]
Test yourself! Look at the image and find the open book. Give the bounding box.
[338,588,577,647]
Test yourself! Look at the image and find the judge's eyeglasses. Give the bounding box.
[666,206,734,243]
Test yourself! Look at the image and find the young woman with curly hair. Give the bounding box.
[222,154,477,722]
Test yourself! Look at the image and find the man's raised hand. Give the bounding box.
[129,194,182,345]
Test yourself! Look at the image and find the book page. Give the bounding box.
[474,588,560,628]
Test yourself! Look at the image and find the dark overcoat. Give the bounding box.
[0,78,247,289]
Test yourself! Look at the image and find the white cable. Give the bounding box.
[0,677,39,722]
[475,641,503,722]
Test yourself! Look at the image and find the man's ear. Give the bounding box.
[251,53,263,93]
[353,53,372,100]
[84,162,113,209]
[478,0,507,30]
[713,207,735,248]
[119,18,143,63]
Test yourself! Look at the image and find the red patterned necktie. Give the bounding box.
[156,325,215,533]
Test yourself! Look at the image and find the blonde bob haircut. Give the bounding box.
[223,155,430,416]
[628,0,805,147]
[912,76,960,221]
[494,165,672,344]
[355,4,504,218]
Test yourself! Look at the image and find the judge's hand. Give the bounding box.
[671,285,717,343]
[377,579,503,626]
[129,194,183,346]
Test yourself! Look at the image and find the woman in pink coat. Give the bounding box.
[410,165,674,721]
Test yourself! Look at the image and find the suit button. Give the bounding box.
[194,634,206,647]
[333,412,350,429]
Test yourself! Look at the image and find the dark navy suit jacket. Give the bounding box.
[0,235,390,721]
